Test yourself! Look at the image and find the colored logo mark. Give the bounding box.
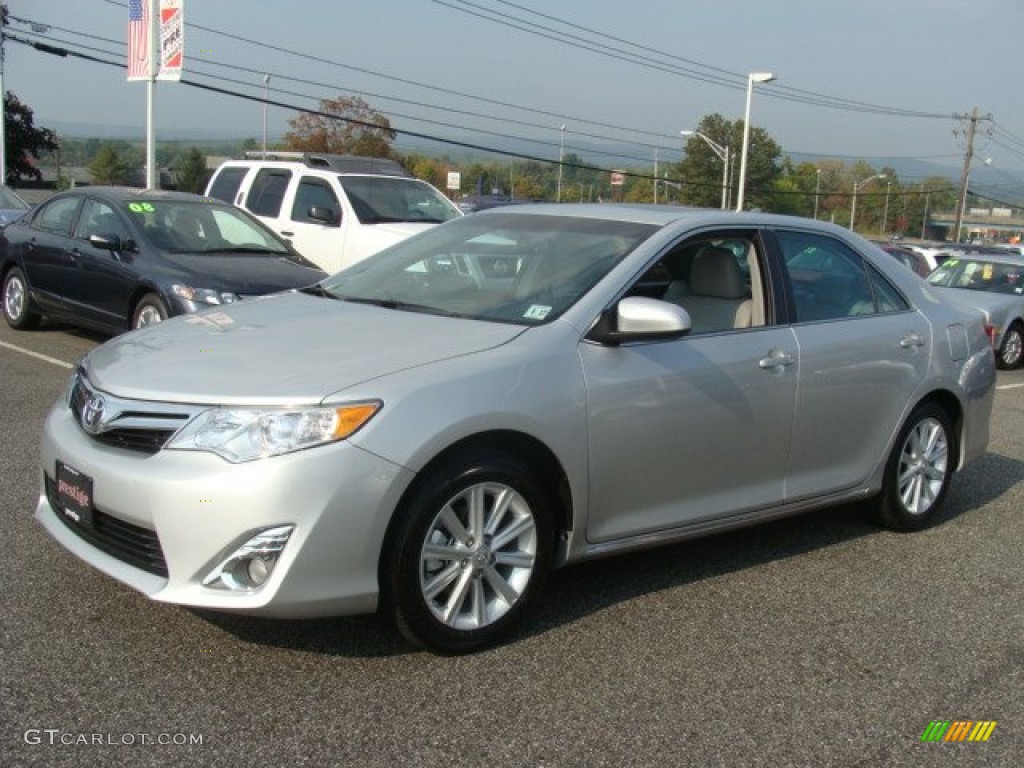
[921,720,997,742]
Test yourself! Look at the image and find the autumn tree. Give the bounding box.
[4,92,58,185]
[283,96,396,157]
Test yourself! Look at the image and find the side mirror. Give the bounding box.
[89,233,123,251]
[308,206,340,226]
[587,296,692,346]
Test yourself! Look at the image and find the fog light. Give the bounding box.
[202,525,294,592]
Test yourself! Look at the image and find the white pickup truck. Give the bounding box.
[205,153,462,273]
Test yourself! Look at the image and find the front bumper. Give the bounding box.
[36,399,413,618]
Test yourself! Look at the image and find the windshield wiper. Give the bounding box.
[205,246,282,255]
[298,283,340,299]
[341,296,464,318]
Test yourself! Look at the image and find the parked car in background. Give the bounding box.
[871,241,932,277]
[34,205,995,653]
[925,251,1024,369]
[1,187,326,334]
[905,243,956,271]
[205,152,462,273]
[0,185,31,226]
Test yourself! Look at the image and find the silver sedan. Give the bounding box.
[35,205,995,653]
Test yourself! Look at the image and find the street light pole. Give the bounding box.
[736,72,775,211]
[849,173,886,232]
[556,124,565,203]
[681,130,730,210]
[262,74,270,158]
[881,181,891,236]
[813,169,822,220]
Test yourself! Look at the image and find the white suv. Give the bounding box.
[205,153,461,273]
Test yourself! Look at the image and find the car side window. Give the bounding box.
[207,167,248,204]
[246,169,291,217]
[75,200,129,242]
[776,230,883,322]
[291,177,340,226]
[34,197,80,235]
[632,231,766,334]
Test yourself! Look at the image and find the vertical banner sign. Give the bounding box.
[158,0,184,81]
[126,0,152,81]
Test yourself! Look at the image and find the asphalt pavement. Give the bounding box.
[1,320,1021,768]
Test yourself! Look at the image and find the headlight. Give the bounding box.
[166,401,381,462]
[171,284,237,305]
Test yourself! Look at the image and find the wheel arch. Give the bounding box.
[383,429,573,559]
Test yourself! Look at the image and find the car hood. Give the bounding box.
[160,252,326,293]
[83,291,525,404]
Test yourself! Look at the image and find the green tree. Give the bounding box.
[89,143,131,185]
[283,95,396,157]
[174,147,208,193]
[678,113,782,211]
[4,92,58,185]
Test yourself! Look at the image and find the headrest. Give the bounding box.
[689,247,746,299]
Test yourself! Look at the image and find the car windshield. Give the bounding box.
[320,212,658,324]
[123,200,292,255]
[926,257,1024,294]
[339,176,462,224]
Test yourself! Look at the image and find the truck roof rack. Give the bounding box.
[242,151,412,177]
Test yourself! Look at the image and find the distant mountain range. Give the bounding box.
[46,120,1024,203]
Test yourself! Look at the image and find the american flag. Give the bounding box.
[127,0,151,80]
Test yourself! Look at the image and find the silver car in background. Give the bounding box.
[924,251,1024,369]
[35,205,995,654]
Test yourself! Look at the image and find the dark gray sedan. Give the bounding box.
[34,205,995,653]
[2,187,326,334]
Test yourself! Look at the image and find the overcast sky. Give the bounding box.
[6,0,1024,191]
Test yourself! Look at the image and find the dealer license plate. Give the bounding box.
[56,461,94,529]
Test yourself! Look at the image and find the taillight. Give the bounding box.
[984,324,998,347]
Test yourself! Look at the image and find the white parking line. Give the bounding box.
[0,340,74,369]
[997,381,1024,390]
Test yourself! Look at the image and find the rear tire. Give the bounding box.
[876,402,955,531]
[997,323,1023,369]
[2,266,41,330]
[381,450,553,654]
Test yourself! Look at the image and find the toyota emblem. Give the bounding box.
[81,393,106,434]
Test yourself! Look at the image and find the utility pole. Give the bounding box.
[951,108,993,244]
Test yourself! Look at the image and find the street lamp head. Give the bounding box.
[750,72,776,84]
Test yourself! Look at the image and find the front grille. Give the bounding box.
[45,474,169,577]
[69,372,200,455]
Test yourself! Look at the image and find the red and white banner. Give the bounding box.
[126,0,151,81]
[157,0,184,81]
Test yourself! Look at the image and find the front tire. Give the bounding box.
[876,402,955,531]
[132,293,168,329]
[997,323,1023,369]
[3,266,41,329]
[382,450,553,654]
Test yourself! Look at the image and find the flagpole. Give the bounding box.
[145,0,157,188]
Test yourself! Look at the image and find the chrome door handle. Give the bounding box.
[900,333,925,349]
[759,349,795,369]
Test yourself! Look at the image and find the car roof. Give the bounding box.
[48,187,226,205]
[470,202,861,234]
[939,250,1024,265]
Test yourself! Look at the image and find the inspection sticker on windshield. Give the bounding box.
[523,304,552,320]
